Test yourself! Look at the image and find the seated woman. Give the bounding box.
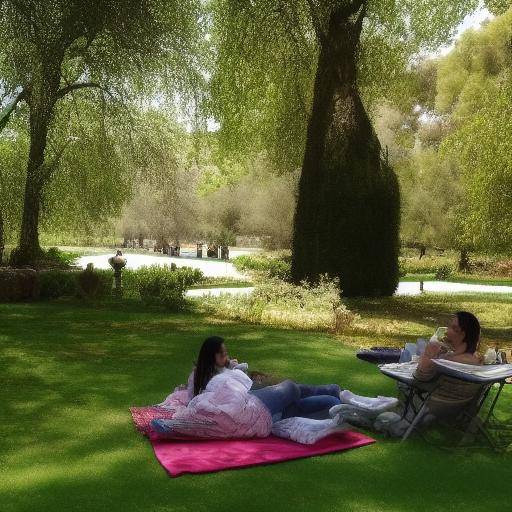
[329,311,484,436]
[414,311,482,382]
[152,336,342,439]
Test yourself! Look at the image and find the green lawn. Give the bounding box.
[1,299,511,512]
[401,273,512,286]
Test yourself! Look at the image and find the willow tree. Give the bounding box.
[438,8,512,255]
[210,0,478,296]
[0,0,204,265]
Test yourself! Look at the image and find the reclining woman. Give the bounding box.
[194,336,342,418]
[152,336,343,439]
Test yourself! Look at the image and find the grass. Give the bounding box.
[447,275,512,286]
[190,277,253,289]
[1,297,511,512]
[345,293,512,350]
[402,273,512,286]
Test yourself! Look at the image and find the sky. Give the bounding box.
[437,3,493,56]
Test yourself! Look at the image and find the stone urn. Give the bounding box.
[108,251,127,297]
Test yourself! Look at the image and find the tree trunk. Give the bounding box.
[0,207,4,266]
[458,248,470,272]
[291,5,400,297]
[10,64,61,267]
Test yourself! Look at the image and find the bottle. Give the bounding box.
[483,348,497,365]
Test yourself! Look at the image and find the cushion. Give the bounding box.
[151,418,220,440]
[271,417,350,445]
[356,347,401,364]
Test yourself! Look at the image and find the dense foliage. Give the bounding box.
[232,253,292,280]
[199,276,358,332]
[135,265,203,311]
[1,1,511,285]
[0,0,205,264]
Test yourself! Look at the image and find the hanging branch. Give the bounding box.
[55,82,115,100]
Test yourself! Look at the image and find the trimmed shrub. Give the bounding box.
[434,265,453,280]
[39,270,78,299]
[232,253,291,280]
[135,265,203,311]
[291,147,400,298]
[77,268,113,298]
[400,257,440,275]
[0,268,39,302]
[199,276,358,332]
[39,268,113,299]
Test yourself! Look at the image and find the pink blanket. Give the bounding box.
[131,406,375,477]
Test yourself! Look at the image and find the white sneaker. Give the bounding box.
[329,404,374,428]
[339,390,398,414]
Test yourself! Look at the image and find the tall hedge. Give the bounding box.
[291,6,400,297]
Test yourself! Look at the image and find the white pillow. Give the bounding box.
[271,417,349,445]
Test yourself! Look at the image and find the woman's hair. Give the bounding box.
[455,311,480,354]
[193,336,225,396]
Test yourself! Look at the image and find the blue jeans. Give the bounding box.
[249,380,341,420]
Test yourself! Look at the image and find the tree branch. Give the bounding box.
[0,88,27,132]
[353,0,368,36]
[348,0,367,15]
[41,137,75,181]
[55,82,113,100]
[305,0,328,45]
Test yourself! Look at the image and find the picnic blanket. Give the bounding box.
[130,406,375,477]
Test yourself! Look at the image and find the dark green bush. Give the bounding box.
[37,265,203,305]
[45,247,80,267]
[121,270,139,298]
[76,268,113,298]
[39,268,113,299]
[135,265,204,311]
[39,270,78,299]
[94,270,115,297]
[77,268,101,297]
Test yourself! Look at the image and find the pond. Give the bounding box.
[76,253,512,296]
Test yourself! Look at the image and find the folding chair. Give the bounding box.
[400,360,512,450]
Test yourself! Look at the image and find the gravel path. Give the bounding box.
[76,252,248,279]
